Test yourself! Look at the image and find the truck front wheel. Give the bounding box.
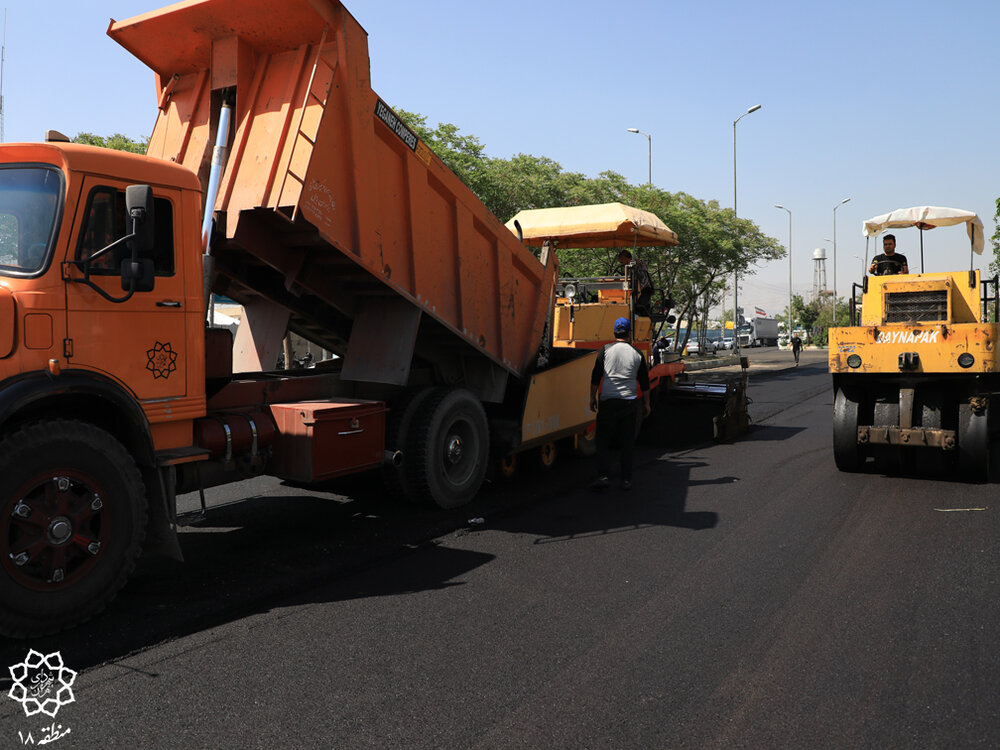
[408,389,489,509]
[0,420,147,637]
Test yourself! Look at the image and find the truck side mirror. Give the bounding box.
[121,258,155,293]
[125,184,155,257]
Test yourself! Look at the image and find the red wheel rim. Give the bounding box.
[2,469,111,591]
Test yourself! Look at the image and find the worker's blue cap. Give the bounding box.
[613,317,631,334]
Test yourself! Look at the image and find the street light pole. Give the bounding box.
[732,104,761,352]
[626,128,651,185]
[832,197,851,325]
[775,204,792,338]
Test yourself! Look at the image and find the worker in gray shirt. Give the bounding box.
[589,317,651,490]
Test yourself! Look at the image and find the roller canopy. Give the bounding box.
[862,206,984,255]
[507,202,679,248]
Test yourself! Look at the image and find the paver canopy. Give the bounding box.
[507,202,679,249]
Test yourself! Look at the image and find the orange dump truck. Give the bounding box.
[0,0,744,637]
[0,0,641,637]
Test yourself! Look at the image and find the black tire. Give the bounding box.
[958,402,990,482]
[382,387,435,504]
[535,441,558,470]
[496,453,518,480]
[872,400,901,475]
[0,420,147,637]
[574,427,597,457]
[407,389,489,509]
[833,388,864,472]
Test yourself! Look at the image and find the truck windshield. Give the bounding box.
[0,166,62,276]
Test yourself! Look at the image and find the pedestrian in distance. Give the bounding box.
[791,333,802,365]
[589,317,651,491]
[869,234,909,275]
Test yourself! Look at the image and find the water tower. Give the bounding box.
[812,248,827,301]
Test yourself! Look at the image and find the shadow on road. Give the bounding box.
[0,442,728,676]
[484,452,721,548]
[0,488,496,678]
[739,425,807,442]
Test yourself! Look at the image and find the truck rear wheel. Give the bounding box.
[382,387,435,504]
[0,420,147,637]
[408,389,489,509]
[833,388,864,472]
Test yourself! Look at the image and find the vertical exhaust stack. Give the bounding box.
[201,99,233,253]
[202,98,233,318]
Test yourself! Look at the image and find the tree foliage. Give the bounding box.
[395,109,783,341]
[991,197,1000,278]
[790,292,850,345]
[73,132,149,154]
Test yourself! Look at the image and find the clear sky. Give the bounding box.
[3,0,998,319]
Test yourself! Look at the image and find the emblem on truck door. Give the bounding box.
[146,341,178,379]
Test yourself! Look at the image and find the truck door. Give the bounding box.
[64,180,187,400]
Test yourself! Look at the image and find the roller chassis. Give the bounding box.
[831,370,996,479]
[831,318,999,480]
[828,203,996,481]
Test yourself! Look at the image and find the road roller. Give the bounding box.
[828,206,996,480]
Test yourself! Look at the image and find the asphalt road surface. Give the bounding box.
[2,348,998,748]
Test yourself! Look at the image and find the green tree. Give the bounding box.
[795,294,850,345]
[395,108,784,342]
[73,132,149,154]
[791,293,819,333]
[990,197,1000,278]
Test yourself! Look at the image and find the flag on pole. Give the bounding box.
[754,306,766,317]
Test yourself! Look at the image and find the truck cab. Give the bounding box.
[0,140,206,452]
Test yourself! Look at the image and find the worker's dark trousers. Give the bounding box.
[596,397,639,481]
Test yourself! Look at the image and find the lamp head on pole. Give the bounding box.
[626,128,639,134]
[734,104,762,126]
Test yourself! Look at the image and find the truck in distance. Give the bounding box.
[737,316,779,347]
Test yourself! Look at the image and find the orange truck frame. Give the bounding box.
[0,0,736,637]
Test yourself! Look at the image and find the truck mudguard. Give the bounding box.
[0,370,155,466]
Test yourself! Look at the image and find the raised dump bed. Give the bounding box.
[110,0,555,401]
